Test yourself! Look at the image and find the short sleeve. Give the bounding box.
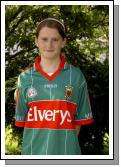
[14,74,28,127]
[74,78,94,126]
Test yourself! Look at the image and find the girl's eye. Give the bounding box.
[41,38,48,41]
[41,38,59,42]
[53,38,58,42]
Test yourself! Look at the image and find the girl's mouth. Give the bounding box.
[46,50,54,52]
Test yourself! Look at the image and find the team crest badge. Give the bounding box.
[65,86,73,99]
[28,87,37,98]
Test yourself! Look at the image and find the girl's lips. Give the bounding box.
[46,50,54,52]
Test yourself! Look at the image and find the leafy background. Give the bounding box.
[5,5,109,155]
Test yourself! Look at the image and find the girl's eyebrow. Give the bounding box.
[40,37,60,39]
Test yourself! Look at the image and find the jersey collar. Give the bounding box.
[34,54,68,81]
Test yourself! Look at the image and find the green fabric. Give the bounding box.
[15,63,93,155]
[22,129,81,155]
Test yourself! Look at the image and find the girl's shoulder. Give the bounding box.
[18,67,33,85]
[69,64,86,79]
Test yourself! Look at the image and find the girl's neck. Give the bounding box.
[40,56,61,73]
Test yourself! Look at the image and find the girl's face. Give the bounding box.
[35,27,66,59]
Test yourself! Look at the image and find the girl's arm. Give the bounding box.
[76,125,81,136]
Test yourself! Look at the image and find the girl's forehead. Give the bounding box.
[38,27,61,37]
[39,26,59,32]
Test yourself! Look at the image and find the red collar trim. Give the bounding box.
[34,55,66,81]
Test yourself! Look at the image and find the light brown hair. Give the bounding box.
[36,18,66,40]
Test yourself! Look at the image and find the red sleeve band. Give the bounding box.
[15,121,25,127]
[74,118,94,125]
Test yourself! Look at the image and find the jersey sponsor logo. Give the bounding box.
[65,86,73,99]
[25,100,77,129]
[27,107,72,125]
[27,87,37,98]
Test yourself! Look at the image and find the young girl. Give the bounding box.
[15,18,94,155]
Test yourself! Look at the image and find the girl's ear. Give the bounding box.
[61,38,66,48]
[35,38,38,47]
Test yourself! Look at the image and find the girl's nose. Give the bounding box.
[47,40,53,48]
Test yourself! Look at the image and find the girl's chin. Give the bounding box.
[42,53,59,59]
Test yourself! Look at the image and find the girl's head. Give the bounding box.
[35,18,66,59]
[36,18,66,40]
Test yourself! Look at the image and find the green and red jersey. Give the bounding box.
[14,55,94,155]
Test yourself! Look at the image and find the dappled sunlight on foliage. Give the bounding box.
[5,125,22,155]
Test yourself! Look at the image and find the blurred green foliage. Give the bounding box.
[5,5,109,155]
